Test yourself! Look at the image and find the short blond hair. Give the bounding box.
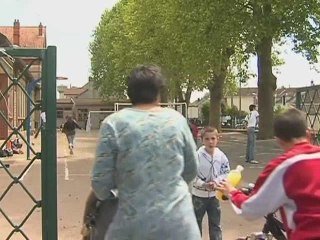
[200,127,218,139]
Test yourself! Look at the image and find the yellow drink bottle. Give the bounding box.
[217,165,244,201]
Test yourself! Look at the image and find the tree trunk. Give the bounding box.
[208,48,234,131]
[209,74,225,131]
[173,82,186,116]
[256,36,277,139]
[176,81,184,103]
[184,78,193,106]
[174,79,193,117]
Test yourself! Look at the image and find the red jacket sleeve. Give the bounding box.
[230,155,288,219]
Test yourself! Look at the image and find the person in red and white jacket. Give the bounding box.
[216,108,320,240]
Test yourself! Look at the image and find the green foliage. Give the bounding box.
[89,2,130,100]
[224,47,257,96]
[225,105,247,118]
[272,48,286,74]
[274,105,288,116]
[90,0,247,102]
[234,0,320,138]
[90,0,320,136]
[201,103,247,127]
[224,76,239,97]
[235,0,320,61]
[201,102,210,126]
[91,0,320,90]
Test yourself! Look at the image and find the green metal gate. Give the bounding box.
[296,85,320,144]
[0,47,57,239]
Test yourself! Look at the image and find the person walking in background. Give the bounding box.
[91,64,201,240]
[62,115,82,155]
[192,127,230,240]
[245,104,259,164]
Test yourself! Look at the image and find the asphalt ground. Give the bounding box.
[0,130,283,240]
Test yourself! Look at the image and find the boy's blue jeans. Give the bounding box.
[192,195,222,240]
[66,134,75,147]
[246,127,256,162]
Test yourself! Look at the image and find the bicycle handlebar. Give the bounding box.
[240,183,255,195]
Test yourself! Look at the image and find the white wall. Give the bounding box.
[225,96,257,113]
[188,106,199,118]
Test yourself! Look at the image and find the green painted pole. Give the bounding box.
[41,46,58,240]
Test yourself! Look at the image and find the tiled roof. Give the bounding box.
[275,88,297,96]
[237,87,257,96]
[0,26,46,48]
[57,97,126,107]
[64,88,86,95]
[73,98,107,105]
[57,98,73,104]
[234,87,297,97]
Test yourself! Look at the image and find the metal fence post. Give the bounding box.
[41,46,57,240]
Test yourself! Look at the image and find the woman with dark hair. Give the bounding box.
[91,64,201,240]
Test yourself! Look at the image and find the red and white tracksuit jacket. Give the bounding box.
[230,142,320,240]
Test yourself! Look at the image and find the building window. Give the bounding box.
[56,107,72,119]
[57,111,63,118]
[78,108,88,121]
[57,108,63,118]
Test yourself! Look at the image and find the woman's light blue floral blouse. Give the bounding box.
[91,107,201,240]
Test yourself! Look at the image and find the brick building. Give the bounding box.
[0,20,46,139]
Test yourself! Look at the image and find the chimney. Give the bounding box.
[13,19,20,46]
[38,22,43,36]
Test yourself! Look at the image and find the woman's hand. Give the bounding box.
[216,180,237,195]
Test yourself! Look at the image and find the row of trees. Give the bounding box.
[90,0,320,139]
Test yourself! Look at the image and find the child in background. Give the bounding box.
[62,115,82,154]
[192,127,230,240]
[11,137,23,154]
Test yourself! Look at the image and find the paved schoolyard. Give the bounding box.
[0,130,283,239]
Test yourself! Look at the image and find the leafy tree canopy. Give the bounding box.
[90,0,246,102]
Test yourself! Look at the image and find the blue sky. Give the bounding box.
[1,0,319,100]
[1,0,118,87]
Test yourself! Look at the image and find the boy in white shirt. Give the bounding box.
[192,127,230,240]
[245,104,259,164]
